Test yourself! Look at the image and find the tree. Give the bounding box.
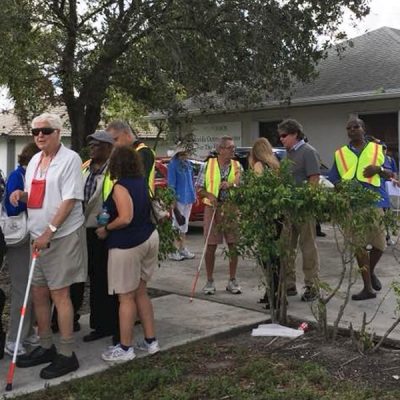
[0,0,370,150]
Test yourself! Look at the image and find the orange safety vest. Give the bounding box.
[203,158,240,206]
[334,142,384,187]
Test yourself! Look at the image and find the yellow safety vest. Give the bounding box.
[101,143,155,200]
[203,158,240,206]
[334,141,384,187]
[135,142,156,195]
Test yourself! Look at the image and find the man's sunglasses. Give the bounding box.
[31,127,56,136]
[279,133,290,138]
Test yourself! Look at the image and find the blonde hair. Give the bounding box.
[249,138,280,171]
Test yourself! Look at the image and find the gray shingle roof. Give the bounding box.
[292,26,400,99]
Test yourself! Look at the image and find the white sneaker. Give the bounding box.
[23,333,40,347]
[202,280,216,295]
[180,248,195,259]
[226,278,242,294]
[102,344,136,362]
[136,339,160,355]
[168,251,185,261]
[5,341,26,357]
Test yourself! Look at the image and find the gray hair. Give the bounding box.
[106,120,136,137]
[216,135,234,151]
[32,113,63,130]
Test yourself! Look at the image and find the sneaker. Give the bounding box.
[301,286,318,302]
[202,280,216,295]
[136,339,160,355]
[23,333,40,347]
[226,278,242,294]
[286,286,298,296]
[179,248,195,259]
[40,352,79,379]
[101,344,136,362]
[168,251,185,261]
[5,341,26,357]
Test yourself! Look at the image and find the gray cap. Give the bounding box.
[87,130,114,145]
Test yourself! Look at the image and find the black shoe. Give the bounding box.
[286,286,298,297]
[352,289,376,301]
[17,345,57,368]
[301,286,318,302]
[316,231,327,237]
[371,273,382,291]
[83,330,111,342]
[40,352,79,380]
[0,331,5,360]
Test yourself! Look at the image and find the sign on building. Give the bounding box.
[192,122,242,158]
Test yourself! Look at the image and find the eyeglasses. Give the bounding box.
[346,125,361,130]
[279,133,290,139]
[31,127,56,136]
[222,145,235,150]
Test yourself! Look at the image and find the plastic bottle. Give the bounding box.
[97,207,110,226]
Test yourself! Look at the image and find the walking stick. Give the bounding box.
[6,250,40,392]
[190,206,217,302]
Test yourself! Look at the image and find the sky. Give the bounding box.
[0,0,399,110]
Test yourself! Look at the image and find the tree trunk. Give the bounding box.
[68,102,86,151]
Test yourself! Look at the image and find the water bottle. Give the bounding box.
[97,207,110,226]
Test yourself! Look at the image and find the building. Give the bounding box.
[168,27,400,165]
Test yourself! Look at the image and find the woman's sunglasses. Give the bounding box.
[31,127,56,136]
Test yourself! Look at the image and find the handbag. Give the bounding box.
[0,208,29,247]
[150,198,170,224]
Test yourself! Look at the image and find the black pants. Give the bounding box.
[87,228,119,334]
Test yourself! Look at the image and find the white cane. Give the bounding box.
[6,250,39,391]
[190,206,217,302]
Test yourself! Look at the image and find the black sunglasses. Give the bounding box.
[279,133,290,138]
[31,127,56,136]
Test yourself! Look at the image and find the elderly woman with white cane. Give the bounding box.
[9,113,87,380]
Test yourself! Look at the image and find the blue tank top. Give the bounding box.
[104,177,155,249]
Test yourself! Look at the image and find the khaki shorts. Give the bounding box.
[32,225,88,290]
[203,205,238,245]
[107,230,159,295]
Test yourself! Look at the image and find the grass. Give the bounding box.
[14,337,400,400]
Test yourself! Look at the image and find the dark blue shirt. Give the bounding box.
[4,165,26,216]
[104,177,155,249]
[328,145,389,208]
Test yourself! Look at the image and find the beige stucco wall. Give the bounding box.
[184,97,400,166]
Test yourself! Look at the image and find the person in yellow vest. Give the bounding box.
[105,120,155,196]
[328,118,392,301]
[196,136,242,294]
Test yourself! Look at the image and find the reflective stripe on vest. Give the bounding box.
[203,158,240,206]
[334,142,384,187]
[136,143,156,195]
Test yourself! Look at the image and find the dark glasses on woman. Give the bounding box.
[31,127,56,136]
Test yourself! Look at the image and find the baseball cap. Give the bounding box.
[87,130,114,145]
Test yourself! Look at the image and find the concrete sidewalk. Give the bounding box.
[2,223,400,397]
[0,294,267,398]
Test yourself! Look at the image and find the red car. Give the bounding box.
[155,159,204,222]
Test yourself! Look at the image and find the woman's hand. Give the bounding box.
[10,190,27,206]
[95,226,108,240]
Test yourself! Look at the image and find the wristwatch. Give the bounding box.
[48,223,58,233]
[380,166,385,174]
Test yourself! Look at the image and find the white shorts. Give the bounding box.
[172,202,193,234]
